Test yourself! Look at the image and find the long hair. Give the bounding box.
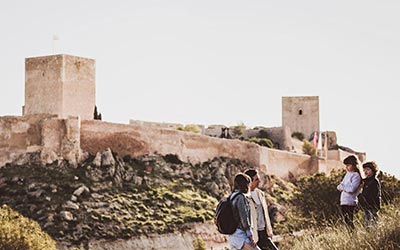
[343,155,363,191]
[233,173,251,194]
[343,155,361,175]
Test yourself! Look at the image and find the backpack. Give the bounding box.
[214,192,241,234]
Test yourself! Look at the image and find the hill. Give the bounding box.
[0,150,292,249]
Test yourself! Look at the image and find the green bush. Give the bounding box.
[258,129,270,139]
[379,172,400,205]
[302,140,316,156]
[232,122,246,136]
[0,205,56,250]
[246,137,274,148]
[192,237,206,250]
[291,131,305,141]
[290,171,344,226]
[289,171,400,229]
[177,125,201,134]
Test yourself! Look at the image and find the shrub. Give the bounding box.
[289,171,400,229]
[302,140,316,156]
[246,137,274,148]
[232,122,246,136]
[192,237,206,250]
[290,171,344,226]
[258,129,270,139]
[177,125,201,134]
[292,131,305,141]
[379,172,400,205]
[0,205,56,250]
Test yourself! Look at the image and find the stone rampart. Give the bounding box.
[81,121,320,179]
[259,147,318,178]
[80,120,261,168]
[1,116,339,180]
[0,115,80,166]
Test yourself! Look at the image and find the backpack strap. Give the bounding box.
[229,192,241,202]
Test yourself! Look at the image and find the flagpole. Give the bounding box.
[52,35,59,54]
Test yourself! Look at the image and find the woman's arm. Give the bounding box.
[341,174,361,193]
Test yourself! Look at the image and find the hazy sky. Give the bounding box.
[1,1,399,178]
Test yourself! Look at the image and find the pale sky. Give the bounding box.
[1,1,399,178]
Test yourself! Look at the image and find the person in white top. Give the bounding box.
[245,169,278,250]
[337,155,362,229]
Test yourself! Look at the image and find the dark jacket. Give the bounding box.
[358,176,381,210]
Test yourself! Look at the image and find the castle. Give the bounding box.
[0,54,366,179]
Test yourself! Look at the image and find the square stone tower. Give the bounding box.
[282,96,320,139]
[24,54,95,120]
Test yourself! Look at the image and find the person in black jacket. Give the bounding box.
[358,161,381,228]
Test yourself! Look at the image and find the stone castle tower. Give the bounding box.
[282,96,320,139]
[23,54,95,120]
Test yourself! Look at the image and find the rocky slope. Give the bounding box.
[0,150,290,249]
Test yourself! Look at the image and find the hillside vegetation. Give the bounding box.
[279,170,400,249]
[0,204,56,250]
[0,151,258,249]
[284,200,400,250]
[1,150,399,250]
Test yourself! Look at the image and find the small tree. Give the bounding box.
[232,122,246,136]
[177,125,201,134]
[292,131,305,141]
[192,238,206,250]
[302,140,316,156]
[247,137,274,148]
[258,129,270,139]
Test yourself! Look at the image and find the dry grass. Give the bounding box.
[282,202,400,250]
[0,205,56,250]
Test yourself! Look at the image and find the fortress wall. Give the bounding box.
[242,126,293,151]
[81,121,320,179]
[1,117,330,179]
[259,147,317,179]
[0,115,80,167]
[80,120,262,167]
[327,149,354,162]
[325,159,344,173]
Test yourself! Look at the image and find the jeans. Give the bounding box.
[364,209,378,228]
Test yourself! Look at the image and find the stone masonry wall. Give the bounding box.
[81,121,319,179]
[282,96,320,139]
[24,54,95,120]
[1,117,331,180]
[259,147,318,179]
[0,115,81,167]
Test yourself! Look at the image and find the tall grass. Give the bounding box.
[283,202,400,250]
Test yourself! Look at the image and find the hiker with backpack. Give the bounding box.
[245,169,279,250]
[226,173,261,250]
